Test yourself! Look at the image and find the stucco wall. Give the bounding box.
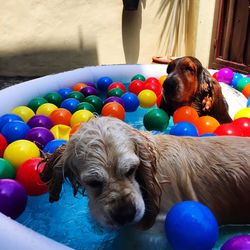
[0,0,216,76]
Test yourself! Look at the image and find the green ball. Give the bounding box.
[28,97,48,112]
[143,108,169,131]
[131,74,146,81]
[67,91,85,102]
[43,92,63,106]
[107,88,125,98]
[0,158,15,179]
[236,77,250,92]
[84,95,103,114]
[74,102,96,113]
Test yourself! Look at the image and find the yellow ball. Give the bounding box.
[138,90,157,108]
[11,106,35,123]
[3,140,40,169]
[159,75,167,86]
[70,110,94,127]
[234,107,250,119]
[36,103,58,116]
[50,124,71,140]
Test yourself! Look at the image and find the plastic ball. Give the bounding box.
[11,106,35,123]
[217,68,234,84]
[50,125,71,140]
[57,87,73,99]
[159,75,167,86]
[0,158,15,179]
[27,114,53,129]
[103,96,125,108]
[212,71,218,80]
[234,107,250,119]
[214,123,242,136]
[0,113,23,131]
[156,94,163,107]
[0,179,27,219]
[170,122,198,136]
[69,123,81,137]
[1,121,30,143]
[200,133,216,137]
[27,97,48,112]
[72,82,88,92]
[60,98,80,113]
[107,88,125,98]
[49,108,72,126]
[43,92,63,107]
[80,86,98,97]
[43,139,67,154]
[0,133,8,157]
[247,97,250,107]
[121,92,139,112]
[165,201,218,250]
[143,108,169,131]
[74,102,96,113]
[3,140,40,169]
[236,77,250,92]
[25,127,54,149]
[96,76,113,91]
[138,90,157,108]
[144,77,162,96]
[67,91,85,102]
[84,95,103,114]
[194,116,220,135]
[173,106,199,124]
[70,110,94,127]
[101,102,125,120]
[108,82,126,93]
[221,235,250,250]
[242,84,250,98]
[232,118,250,136]
[36,103,58,116]
[16,157,48,196]
[131,74,145,81]
[128,79,144,95]
[230,72,243,88]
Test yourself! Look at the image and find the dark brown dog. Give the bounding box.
[160,56,232,124]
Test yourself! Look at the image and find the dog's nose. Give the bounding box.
[110,203,136,225]
[163,77,177,95]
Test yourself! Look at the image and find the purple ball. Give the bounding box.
[221,235,250,250]
[217,68,234,84]
[0,179,27,219]
[27,114,53,129]
[103,96,125,107]
[25,127,54,149]
[86,82,96,88]
[80,86,98,97]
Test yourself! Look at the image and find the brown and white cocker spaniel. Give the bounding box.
[160,56,232,124]
[40,117,250,230]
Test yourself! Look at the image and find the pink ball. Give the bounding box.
[217,68,234,84]
[221,235,250,250]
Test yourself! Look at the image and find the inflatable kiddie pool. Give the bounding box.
[0,64,248,250]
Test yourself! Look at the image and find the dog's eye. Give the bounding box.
[184,66,194,72]
[85,180,103,188]
[125,167,136,178]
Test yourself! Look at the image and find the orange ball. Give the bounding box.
[101,102,125,120]
[49,108,72,126]
[69,123,81,137]
[194,116,220,135]
[242,84,250,98]
[173,106,199,124]
[72,83,88,92]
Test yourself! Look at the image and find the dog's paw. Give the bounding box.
[202,96,213,112]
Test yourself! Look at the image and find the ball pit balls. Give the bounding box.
[84,95,103,114]
[74,102,96,113]
[170,121,198,136]
[212,71,218,80]
[236,77,250,92]
[1,121,30,143]
[50,124,71,140]
[108,82,126,93]
[242,84,250,98]
[232,118,250,136]
[131,74,145,81]
[101,102,125,120]
[0,179,27,219]
[60,98,80,113]
[27,114,53,129]
[96,76,113,91]
[128,79,144,95]
[67,91,85,102]
[28,97,48,112]
[72,82,88,92]
[144,77,162,96]
[0,158,15,179]
[3,140,40,169]
[234,107,250,119]
[214,123,242,136]
[36,103,58,116]
[0,133,8,157]
[69,123,81,137]
[70,110,94,127]
[143,108,169,131]
[11,106,35,123]
[165,201,218,250]
[107,88,125,98]
[248,97,250,107]
[57,87,73,99]
[103,96,125,108]
[194,116,220,135]
[43,92,63,107]
[158,75,167,86]
[49,108,72,126]
[138,89,157,108]
[0,113,23,130]
[121,92,139,112]
[230,72,243,88]
[217,68,234,84]
[173,106,199,124]
[221,235,250,250]
[43,139,67,154]
[156,94,163,107]
[80,86,98,97]
[16,157,48,196]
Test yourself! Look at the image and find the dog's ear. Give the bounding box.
[166,59,176,74]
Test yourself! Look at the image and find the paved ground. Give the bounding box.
[0,76,37,90]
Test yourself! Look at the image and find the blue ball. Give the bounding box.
[247,97,250,107]
[0,114,23,131]
[230,72,243,88]
[43,139,67,154]
[165,201,219,250]
[121,92,139,112]
[200,133,216,137]
[60,98,80,113]
[58,88,73,99]
[96,76,113,91]
[169,121,198,136]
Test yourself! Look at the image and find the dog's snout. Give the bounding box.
[163,77,178,95]
[110,202,136,225]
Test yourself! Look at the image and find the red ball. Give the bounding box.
[107,82,126,93]
[0,133,8,157]
[232,118,250,136]
[157,94,163,108]
[212,72,218,80]
[16,157,48,196]
[144,77,162,96]
[128,80,144,95]
[214,123,242,136]
[101,102,125,120]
